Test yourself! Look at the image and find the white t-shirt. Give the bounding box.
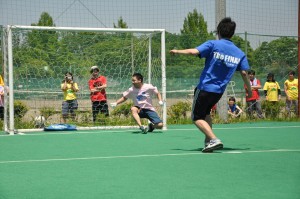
[123,83,159,111]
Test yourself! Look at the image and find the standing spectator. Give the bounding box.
[263,73,281,101]
[263,73,281,118]
[210,104,217,118]
[284,71,298,116]
[227,97,243,118]
[244,70,264,119]
[61,72,79,123]
[88,66,109,123]
[110,73,164,133]
[0,75,8,120]
[169,17,252,152]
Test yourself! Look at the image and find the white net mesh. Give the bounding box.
[3,26,165,133]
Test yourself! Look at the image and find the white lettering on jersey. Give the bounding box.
[213,52,240,66]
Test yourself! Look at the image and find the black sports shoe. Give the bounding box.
[148,123,155,132]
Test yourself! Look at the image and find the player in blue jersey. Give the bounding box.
[170,17,252,152]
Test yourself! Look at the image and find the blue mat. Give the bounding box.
[44,124,77,131]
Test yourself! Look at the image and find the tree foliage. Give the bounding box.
[6,11,298,81]
[165,9,213,78]
[180,9,209,38]
[31,12,55,27]
[180,9,213,48]
[113,17,128,28]
[252,37,297,77]
[231,35,254,65]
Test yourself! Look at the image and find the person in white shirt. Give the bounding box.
[110,73,164,133]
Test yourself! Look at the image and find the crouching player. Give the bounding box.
[110,73,164,133]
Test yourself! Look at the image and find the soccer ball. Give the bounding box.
[34,116,45,128]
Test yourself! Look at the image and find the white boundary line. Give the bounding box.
[172,125,300,131]
[0,149,299,164]
[1,125,300,137]
[0,129,137,136]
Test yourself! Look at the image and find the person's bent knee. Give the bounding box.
[130,106,140,114]
[155,122,163,129]
[192,116,206,122]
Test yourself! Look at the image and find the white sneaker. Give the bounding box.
[204,141,210,148]
[202,139,223,153]
[140,126,148,134]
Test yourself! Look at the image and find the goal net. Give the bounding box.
[2,25,166,134]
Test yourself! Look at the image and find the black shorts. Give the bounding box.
[192,89,223,121]
[92,101,109,116]
[0,107,3,120]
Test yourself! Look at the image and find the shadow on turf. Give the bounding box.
[172,147,250,152]
[132,131,163,134]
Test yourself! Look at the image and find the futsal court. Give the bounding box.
[0,121,299,199]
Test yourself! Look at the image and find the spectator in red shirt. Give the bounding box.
[88,66,109,122]
[244,70,264,119]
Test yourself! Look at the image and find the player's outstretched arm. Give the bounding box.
[235,105,243,117]
[110,96,127,107]
[156,91,164,106]
[170,48,199,56]
[240,70,252,98]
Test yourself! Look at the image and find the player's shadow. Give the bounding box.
[132,131,163,134]
[172,147,250,152]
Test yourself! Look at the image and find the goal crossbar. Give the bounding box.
[9,25,165,33]
[4,25,167,134]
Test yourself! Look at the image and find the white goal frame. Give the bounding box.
[3,25,167,134]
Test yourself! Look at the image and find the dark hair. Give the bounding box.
[267,73,275,82]
[62,72,73,82]
[248,70,256,75]
[132,73,143,82]
[288,70,295,76]
[217,17,236,39]
[228,97,236,102]
[90,68,100,74]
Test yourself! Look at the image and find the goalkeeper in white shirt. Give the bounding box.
[110,73,164,134]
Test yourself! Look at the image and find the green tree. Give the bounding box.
[252,37,297,78]
[31,12,55,27]
[180,9,212,48]
[113,17,128,28]
[113,16,130,39]
[165,9,212,78]
[180,9,209,38]
[14,12,59,78]
[28,12,57,49]
[165,32,182,67]
[231,35,254,65]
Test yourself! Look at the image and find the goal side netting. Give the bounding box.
[2,25,166,134]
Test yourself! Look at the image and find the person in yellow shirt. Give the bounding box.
[61,72,79,123]
[0,74,9,120]
[263,73,281,102]
[284,71,298,116]
[263,73,281,118]
[0,74,4,85]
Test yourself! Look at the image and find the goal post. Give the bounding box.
[2,25,167,134]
